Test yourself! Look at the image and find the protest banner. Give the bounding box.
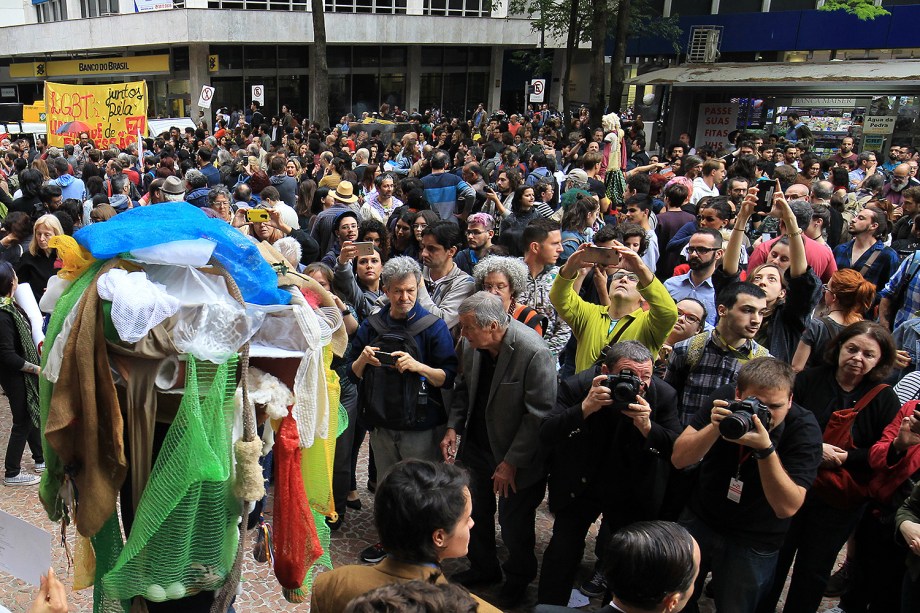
[44,80,148,149]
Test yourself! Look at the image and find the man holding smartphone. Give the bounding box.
[550,240,678,373]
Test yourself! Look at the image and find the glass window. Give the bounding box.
[468,47,490,69]
[328,74,352,124]
[466,72,488,117]
[173,46,190,72]
[278,45,310,69]
[380,46,407,67]
[443,47,467,67]
[211,45,243,70]
[770,0,815,10]
[442,73,467,117]
[718,0,759,13]
[245,46,276,70]
[279,75,309,117]
[211,78,245,118]
[352,74,380,116]
[353,47,381,68]
[380,73,405,111]
[36,0,68,23]
[421,47,443,67]
[328,46,352,69]
[420,74,443,111]
[670,0,711,15]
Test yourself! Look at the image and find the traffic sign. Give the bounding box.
[529,79,546,103]
[252,84,265,106]
[198,85,215,109]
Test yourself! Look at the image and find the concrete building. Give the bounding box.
[0,0,580,124]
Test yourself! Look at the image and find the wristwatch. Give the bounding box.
[754,443,776,460]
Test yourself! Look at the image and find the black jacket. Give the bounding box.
[541,367,682,518]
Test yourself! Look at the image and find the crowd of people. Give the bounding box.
[4,101,920,613]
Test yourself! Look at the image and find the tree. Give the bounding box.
[608,0,680,114]
[510,0,679,122]
[819,0,889,20]
[311,0,330,129]
[509,0,592,119]
[587,0,611,124]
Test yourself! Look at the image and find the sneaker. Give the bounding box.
[4,473,40,486]
[824,559,854,597]
[34,463,45,473]
[359,543,387,564]
[579,570,607,598]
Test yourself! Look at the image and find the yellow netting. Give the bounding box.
[48,235,95,281]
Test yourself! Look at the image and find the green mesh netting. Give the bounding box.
[100,355,240,604]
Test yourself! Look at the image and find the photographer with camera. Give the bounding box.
[758,321,900,613]
[671,357,823,613]
[537,341,682,605]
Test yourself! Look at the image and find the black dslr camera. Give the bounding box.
[606,369,643,410]
[719,396,773,439]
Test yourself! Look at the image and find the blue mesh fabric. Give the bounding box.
[74,203,290,306]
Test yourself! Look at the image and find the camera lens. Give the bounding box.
[719,412,754,439]
[612,383,636,403]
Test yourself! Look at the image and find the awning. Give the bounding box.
[628,60,920,92]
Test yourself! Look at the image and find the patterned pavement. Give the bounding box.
[0,391,843,612]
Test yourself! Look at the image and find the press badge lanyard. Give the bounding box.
[728,446,753,504]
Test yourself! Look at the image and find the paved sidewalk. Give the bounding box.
[0,392,842,612]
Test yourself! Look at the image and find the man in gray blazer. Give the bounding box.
[441,291,557,608]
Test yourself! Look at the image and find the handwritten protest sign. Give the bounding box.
[44,80,148,149]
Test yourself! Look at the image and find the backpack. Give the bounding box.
[360,312,441,429]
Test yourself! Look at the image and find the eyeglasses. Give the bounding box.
[610,271,639,283]
[686,246,719,255]
[823,284,834,294]
[483,283,510,293]
[677,309,702,326]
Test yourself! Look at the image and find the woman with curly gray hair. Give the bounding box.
[473,256,547,337]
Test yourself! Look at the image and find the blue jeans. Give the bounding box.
[681,510,780,613]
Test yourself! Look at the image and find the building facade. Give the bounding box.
[0,0,568,124]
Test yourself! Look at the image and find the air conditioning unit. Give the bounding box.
[686,26,722,64]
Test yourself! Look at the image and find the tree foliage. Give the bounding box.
[818,0,890,21]
[508,0,681,115]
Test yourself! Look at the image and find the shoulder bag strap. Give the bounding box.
[858,248,882,277]
[851,383,889,415]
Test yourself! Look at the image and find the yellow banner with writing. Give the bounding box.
[44,81,148,149]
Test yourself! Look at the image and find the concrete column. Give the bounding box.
[185,0,209,7]
[711,0,719,13]
[762,0,771,11]
[488,46,502,112]
[663,0,671,17]
[406,46,421,113]
[407,0,422,16]
[117,0,134,14]
[491,0,507,18]
[188,43,211,130]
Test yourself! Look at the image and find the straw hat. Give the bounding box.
[332,180,359,204]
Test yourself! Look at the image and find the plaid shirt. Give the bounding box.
[833,240,900,293]
[519,261,571,358]
[665,330,770,425]
[880,252,920,329]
